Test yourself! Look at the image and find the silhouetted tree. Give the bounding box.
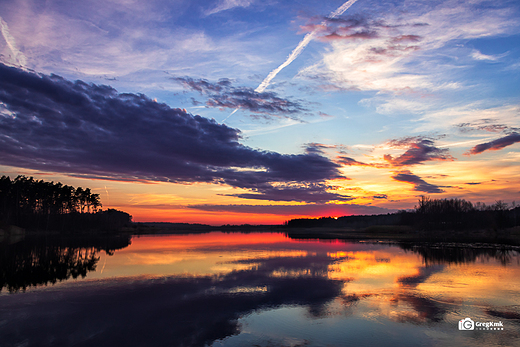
[0,175,129,232]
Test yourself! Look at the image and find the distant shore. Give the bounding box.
[129,222,520,246]
[283,225,520,245]
[3,222,520,247]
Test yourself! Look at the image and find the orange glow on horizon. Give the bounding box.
[2,163,519,226]
[114,205,362,225]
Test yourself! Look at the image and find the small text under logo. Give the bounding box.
[459,318,504,331]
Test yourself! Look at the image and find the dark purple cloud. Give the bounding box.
[337,137,452,170]
[337,156,388,168]
[385,138,453,167]
[225,183,352,203]
[322,30,378,41]
[456,120,517,134]
[173,77,305,115]
[373,194,388,199]
[391,35,422,43]
[338,156,372,166]
[304,142,333,155]
[391,170,444,193]
[300,14,422,50]
[369,44,420,56]
[466,132,520,155]
[0,63,345,202]
[188,203,395,216]
[300,15,382,42]
[455,120,520,155]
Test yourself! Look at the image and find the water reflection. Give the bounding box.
[399,242,520,266]
[0,252,345,346]
[0,233,519,347]
[0,235,131,292]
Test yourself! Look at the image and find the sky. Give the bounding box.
[0,0,519,225]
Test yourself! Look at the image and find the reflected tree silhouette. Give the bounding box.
[1,237,519,347]
[0,235,131,292]
[0,248,346,347]
[398,243,520,266]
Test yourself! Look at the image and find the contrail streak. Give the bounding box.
[222,107,240,123]
[255,0,359,93]
[224,0,359,123]
[0,16,27,67]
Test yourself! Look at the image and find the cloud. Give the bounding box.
[254,0,360,94]
[0,0,272,89]
[189,203,395,216]
[391,170,444,193]
[372,194,387,199]
[0,16,27,67]
[384,138,454,167]
[299,15,407,43]
[470,49,505,61]
[465,133,520,155]
[455,120,518,134]
[204,0,254,16]
[298,1,518,94]
[337,156,388,168]
[173,77,305,115]
[416,104,520,133]
[0,64,345,202]
[225,183,352,203]
[338,156,372,166]
[297,13,430,92]
[359,97,430,115]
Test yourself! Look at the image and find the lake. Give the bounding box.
[1,232,519,346]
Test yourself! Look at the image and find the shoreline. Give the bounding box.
[283,225,520,246]
[3,223,520,247]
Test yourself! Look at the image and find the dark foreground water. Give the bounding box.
[1,232,520,347]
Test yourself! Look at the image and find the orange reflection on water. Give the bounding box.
[77,231,520,330]
[128,231,290,250]
[415,263,520,307]
[91,232,303,280]
[7,230,519,347]
[327,249,422,292]
[324,245,520,330]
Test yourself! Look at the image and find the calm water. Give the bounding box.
[1,232,520,346]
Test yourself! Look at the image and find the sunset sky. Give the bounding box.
[1,0,519,224]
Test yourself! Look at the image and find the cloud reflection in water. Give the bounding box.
[1,233,520,347]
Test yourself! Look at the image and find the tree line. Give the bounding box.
[405,196,519,230]
[0,175,131,232]
[286,196,520,231]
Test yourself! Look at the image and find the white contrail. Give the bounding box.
[0,16,27,67]
[222,107,240,123]
[224,0,359,123]
[255,0,359,93]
